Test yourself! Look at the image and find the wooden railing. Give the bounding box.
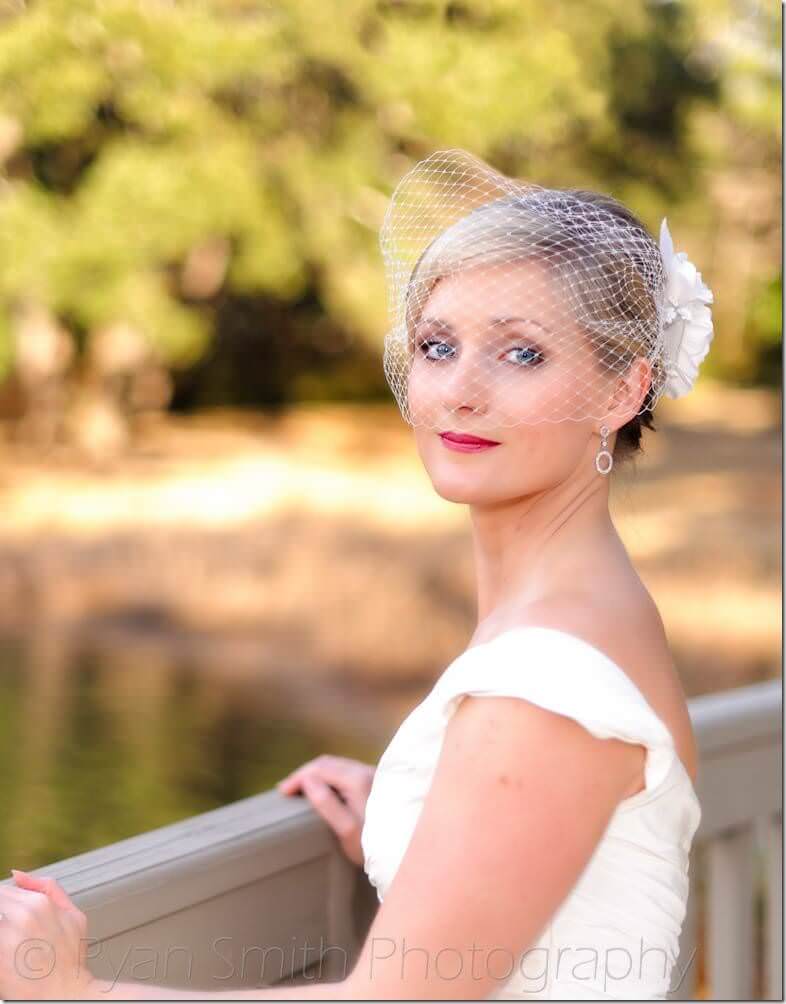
[1,679,780,999]
[676,679,782,1000]
[1,790,379,994]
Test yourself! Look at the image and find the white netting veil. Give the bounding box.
[380,149,712,433]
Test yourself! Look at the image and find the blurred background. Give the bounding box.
[0,0,779,902]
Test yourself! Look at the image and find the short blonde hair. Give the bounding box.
[404,189,663,399]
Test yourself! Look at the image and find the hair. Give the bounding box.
[403,187,661,465]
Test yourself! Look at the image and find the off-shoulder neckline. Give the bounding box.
[453,624,700,810]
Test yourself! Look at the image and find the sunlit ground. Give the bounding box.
[0,381,779,707]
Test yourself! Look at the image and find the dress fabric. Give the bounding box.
[360,626,702,1001]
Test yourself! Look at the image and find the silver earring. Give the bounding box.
[595,425,613,476]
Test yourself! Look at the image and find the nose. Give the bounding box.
[437,348,490,420]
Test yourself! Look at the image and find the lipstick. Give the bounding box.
[439,432,501,453]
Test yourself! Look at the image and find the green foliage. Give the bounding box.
[744,272,782,386]
[0,0,779,403]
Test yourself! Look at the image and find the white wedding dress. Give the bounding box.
[360,626,702,1000]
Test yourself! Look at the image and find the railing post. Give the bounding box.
[323,850,362,982]
[765,811,783,1000]
[706,823,757,999]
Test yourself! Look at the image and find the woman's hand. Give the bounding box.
[276,755,376,867]
[0,869,96,1000]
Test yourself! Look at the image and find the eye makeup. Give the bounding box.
[413,318,548,368]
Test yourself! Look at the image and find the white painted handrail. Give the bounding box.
[0,791,378,992]
[677,679,782,1001]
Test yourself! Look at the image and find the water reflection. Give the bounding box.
[0,633,383,875]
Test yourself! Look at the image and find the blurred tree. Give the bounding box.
[0,0,779,448]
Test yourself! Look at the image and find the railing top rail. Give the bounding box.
[689,679,782,755]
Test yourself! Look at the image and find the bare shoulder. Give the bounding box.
[505,586,699,786]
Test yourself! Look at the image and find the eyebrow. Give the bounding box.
[416,316,552,334]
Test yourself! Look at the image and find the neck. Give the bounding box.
[468,465,619,627]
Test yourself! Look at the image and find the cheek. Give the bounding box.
[402,361,443,428]
[498,362,585,423]
[503,423,588,480]
[412,426,437,466]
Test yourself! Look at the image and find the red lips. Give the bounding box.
[440,432,501,446]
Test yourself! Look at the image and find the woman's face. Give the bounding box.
[408,259,620,504]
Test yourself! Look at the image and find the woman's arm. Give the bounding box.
[332,693,642,1000]
[5,700,640,1000]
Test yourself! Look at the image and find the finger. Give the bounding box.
[0,883,48,906]
[10,873,87,944]
[278,770,345,803]
[314,755,368,776]
[276,764,338,794]
[277,758,371,806]
[277,755,359,790]
[276,771,305,794]
[11,871,82,919]
[301,775,359,842]
[297,762,370,815]
[277,756,326,790]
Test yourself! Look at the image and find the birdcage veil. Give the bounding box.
[380,149,714,432]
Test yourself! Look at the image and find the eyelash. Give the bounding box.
[416,338,545,367]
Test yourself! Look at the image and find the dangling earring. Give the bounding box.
[595,425,613,476]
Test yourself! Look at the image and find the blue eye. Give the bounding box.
[418,339,455,361]
[506,346,544,366]
[416,338,545,366]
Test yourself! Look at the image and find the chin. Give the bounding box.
[425,468,497,505]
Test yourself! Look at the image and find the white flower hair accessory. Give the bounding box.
[658,217,715,398]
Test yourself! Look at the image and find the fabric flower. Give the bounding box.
[658,217,715,398]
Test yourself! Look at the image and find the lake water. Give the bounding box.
[0,632,388,876]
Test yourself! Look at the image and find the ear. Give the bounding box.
[606,356,653,424]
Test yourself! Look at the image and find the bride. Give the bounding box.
[2,149,713,1000]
